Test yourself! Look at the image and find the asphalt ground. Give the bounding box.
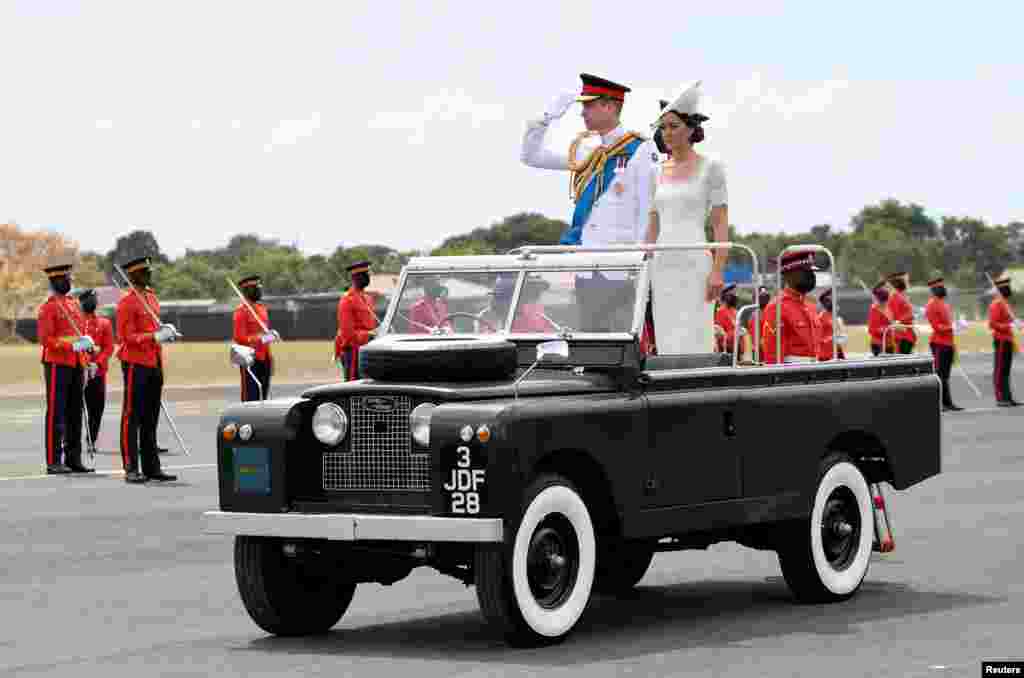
[1,353,1022,677]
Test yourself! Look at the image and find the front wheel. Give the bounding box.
[475,474,596,646]
[778,454,873,603]
[234,536,356,636]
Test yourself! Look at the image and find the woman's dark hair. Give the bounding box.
[664,110,708,145]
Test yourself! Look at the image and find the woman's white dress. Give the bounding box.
[650,157,728,354]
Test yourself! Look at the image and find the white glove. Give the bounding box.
[86,363,99,380]
[1015,319,1024,331]
[72,335,95,353]
[154,324,179,344]
[260,330,281,344]
[542,91,578,124]
[955,317,970,334]
[836,334,849,347]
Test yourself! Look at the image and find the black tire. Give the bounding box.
[777,453,873,604]
[360,336,518,382]
[593,540,655,594]
[475,474,596,646]
[234,536,356,636]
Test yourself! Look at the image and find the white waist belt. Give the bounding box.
[783,356,817,364]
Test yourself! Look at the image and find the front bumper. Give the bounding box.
[202,510,504,543]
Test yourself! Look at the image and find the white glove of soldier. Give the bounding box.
[836,334,849,346]
[1015,319,1024,331]
[542,91,578,124]
[153,323,179,344]
[86,363,99,381]
[260,330,281,344]
[955,317,970,334]
[72,335,95,353]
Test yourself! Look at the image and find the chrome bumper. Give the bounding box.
[202,510,504,543]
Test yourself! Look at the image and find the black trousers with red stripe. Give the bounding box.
[120,362,165,476]
[993,339,1015,403]
[84,373,106,446]
[240,358,272,402]
[341,346,361,381]
[930,343,956,407]
[43,363,84,467]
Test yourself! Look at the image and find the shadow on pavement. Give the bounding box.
[237,578,1000,664]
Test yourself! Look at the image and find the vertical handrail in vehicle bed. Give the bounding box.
[775,245,837,365]
[509,242,762,367]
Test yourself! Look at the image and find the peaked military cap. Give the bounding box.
[576,73,631,102]
[779,250,818,273]
[927,277,945,288]
[76,288,96,300]
[43,255,74,278]
[346,260,371,275]
[887,271,908,282]
[237,275,262,289]
[122,255,152,273]
[721,283,737,296]
[994,274,1012,286]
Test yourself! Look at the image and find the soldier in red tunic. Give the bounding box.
[988,274,1020,406]
[78,288,115,448]
[924,277,962,411]
[817,289,846,361]
[868,281,893,356]
[232,275,278,401]
[714,284,744,359]
[761,251,820,364]
[37,258,94,474]
[335,261,378,381]
[886,271,917,354]
[116,256,178,483]
[407,277,452,334]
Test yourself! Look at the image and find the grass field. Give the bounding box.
[0,323,1009,394]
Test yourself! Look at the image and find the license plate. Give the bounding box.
[233,446,271,495]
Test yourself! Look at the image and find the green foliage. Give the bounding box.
[431,212,567,255]
[105,229,168,270]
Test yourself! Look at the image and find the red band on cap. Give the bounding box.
[581,85,625,100]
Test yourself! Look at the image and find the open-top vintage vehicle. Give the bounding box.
[203,244,941,646]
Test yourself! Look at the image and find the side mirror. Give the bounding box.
[536,339,569,363]
[230,343,256,368]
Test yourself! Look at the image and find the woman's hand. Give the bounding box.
[705,269,724,302]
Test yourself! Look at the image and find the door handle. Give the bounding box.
[723,410,737,438]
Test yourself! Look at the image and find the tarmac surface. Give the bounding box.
[1,353,1022,677]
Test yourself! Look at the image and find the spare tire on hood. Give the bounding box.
[359,336,519,382]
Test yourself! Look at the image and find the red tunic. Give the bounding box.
[761,289,820,364]
[82,314,114,377]
[925,297,954,347]
[511,304,556,333]
[817,310,841,361]
[336,288,378,359]
[116,288,163,368]
[233,303,272,362]
[867,303,891,347]
[407,297,450,334]
[714,305,744,355]
[746,313,766,361]
[988,298,1016,344]
[887,290,916,344]
[37,295,86,367]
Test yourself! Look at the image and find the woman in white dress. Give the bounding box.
[644,82,729,355]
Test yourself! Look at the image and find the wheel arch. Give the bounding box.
[531,449,622,538]
[825,430,892,485]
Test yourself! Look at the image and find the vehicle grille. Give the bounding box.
[322,395,431,491]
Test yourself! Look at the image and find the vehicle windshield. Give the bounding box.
[385,270,640,336]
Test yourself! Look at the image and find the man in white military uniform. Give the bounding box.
[520,73,658,248]
[521,74,657,332]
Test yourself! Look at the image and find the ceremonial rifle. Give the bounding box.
[226,276,274,337]
[110,265,191,457]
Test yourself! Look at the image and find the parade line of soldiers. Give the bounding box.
[37,249,1020,478]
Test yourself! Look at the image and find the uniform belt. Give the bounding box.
[783,356,817,364]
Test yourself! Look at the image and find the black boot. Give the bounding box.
[147,471,178,482]
[124,468,148,483]
[47,464,72,475]
[65,450,94,473]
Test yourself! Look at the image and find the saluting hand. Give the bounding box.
[543,91,577,123]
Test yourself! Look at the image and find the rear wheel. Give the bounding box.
[234,536,356,636]
[778,454,873,603]
[475,474,596,646]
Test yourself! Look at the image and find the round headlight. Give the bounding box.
[410,403,436,447]
[312,403,348,446]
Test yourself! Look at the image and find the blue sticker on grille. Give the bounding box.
[234,447,271,495]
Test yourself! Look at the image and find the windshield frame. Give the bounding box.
[380,260,649,341]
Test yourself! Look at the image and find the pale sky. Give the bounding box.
[2,0,1022,259]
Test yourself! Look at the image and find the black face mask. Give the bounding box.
[999,286,1012,299]
[352,272,370,289]
[131,270,152,288]
[758,293,770,309]
[51,278,71,295]
[932,286,947,299]
[794,270,816,295]
[81,299,97,313]
[875,291,889,303]
[821,300,833,312]
[246,287,263,303]
[723,294,737,308]
[891,279,907,291]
